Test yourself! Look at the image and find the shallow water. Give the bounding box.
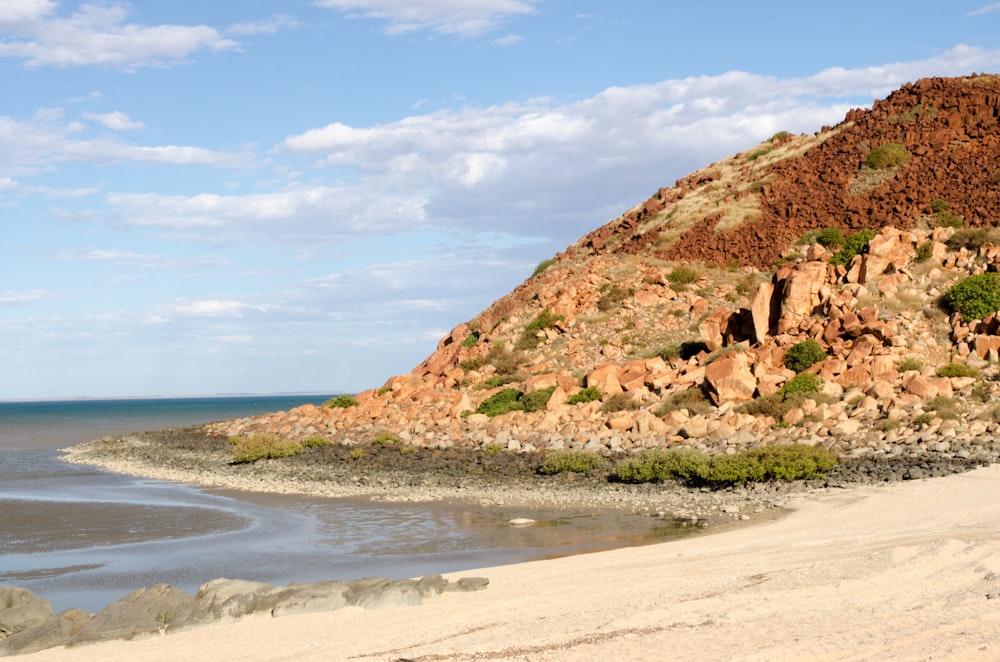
[0,397,690,613]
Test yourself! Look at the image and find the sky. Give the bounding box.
[2,1,1000,400]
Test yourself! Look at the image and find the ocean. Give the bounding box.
[0,396,681,613]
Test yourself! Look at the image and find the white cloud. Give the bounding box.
[968,2,1000,16]
[491,33,523,47]
[314,0,538,37]
[57,248,228,270]
[156,299,268,319]
[0,108,254,175]
[226,15,299,36]
[0,289,52,304]
[82,111,144,131]
[0,0,54,25]
[0,2,238,68]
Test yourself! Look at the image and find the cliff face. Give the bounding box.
[215,74,1000,460]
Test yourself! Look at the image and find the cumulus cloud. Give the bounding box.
[0,108,253,175]
[314,0,538,37]
[226,14,299,36]
[0,2,238,68]
[155,299,269,319]
[82,111,144,131]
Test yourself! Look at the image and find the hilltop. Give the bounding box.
[202,74,1000,480]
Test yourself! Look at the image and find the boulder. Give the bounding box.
[0,587,51,639]
[169,579,290,632]
[270,582,349,618]
[71,584,193,645]
[0,609,90,657]
[775,261,829,334]
[702,352,757,405]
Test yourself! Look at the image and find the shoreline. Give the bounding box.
[60,427,839,529]
[22,460,1000,660]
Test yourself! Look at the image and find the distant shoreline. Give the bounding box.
[62,426,806,529]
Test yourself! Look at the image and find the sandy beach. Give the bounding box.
[18,463,1000,661]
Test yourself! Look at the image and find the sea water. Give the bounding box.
[0,396,684,613]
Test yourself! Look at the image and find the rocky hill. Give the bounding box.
[214,74,1000,470]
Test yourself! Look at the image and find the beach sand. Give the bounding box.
[21,464,1000,661]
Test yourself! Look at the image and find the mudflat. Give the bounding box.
[20,461,1000,660]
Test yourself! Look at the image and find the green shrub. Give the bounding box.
[929,198,950,213]
[897,357,923,372]
[934,211,964,228]
[476,388,525,417]
[747,147,773,161]
[830,229,876,267]
[373,433,401,446]
[460,333,478,348]
[377,385,392,396]
[936,362,979,378]
[652,340,710,363]
[611,448,709,483]
[460,356,486,371]
[324,395,358,409]
[655,387,715,417]
[945,228,1000,252]
[567,386,602,405]
[532,258,557,277]
[521,386,557,413]
[229,434,302,463]
[301,435,331,448]
[483,341,524,377]
[912,413,934,426]
[611,445,836,487]
[538,450,608,475]
[478,373,522,389]
[600,392,640,413]
[770,130,791,142]
[914,241,933,263]
[784,339,826,372]
[777,373,824,397]
[814,227,847,248]
[667,265,700,285]
[943,273,1000,321]
[597,284,634,311]
[864,142,912,169]
[516,307,563,350]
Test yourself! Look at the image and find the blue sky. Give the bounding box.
[2,1,1000,400]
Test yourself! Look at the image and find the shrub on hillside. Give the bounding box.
[945,228,1000,252]
[567,386,602,405]
[864,142,912,169]
[325,395,358,409]
[476,388,525,417]
[666,265,700,285]
[532,258,557,277]
[830,229,876,267]
[784,339,826,372]
[597,283,634,311]
[516,307,563,350]
[521,386,556,413]
[600,392,641,413]
[936,362,979,378]
[777,372,824,397]
[943,273,1000,321]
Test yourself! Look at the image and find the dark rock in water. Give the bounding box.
[69,583,193,646]
[350,581,422,610]
[0,609,90,657]
[0,587,52,639]
[270,581,350,618]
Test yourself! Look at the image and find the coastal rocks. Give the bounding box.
[0,575,489,656]
[70,584,194,645]
[0,588,51,639]
[0,609,89,657]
